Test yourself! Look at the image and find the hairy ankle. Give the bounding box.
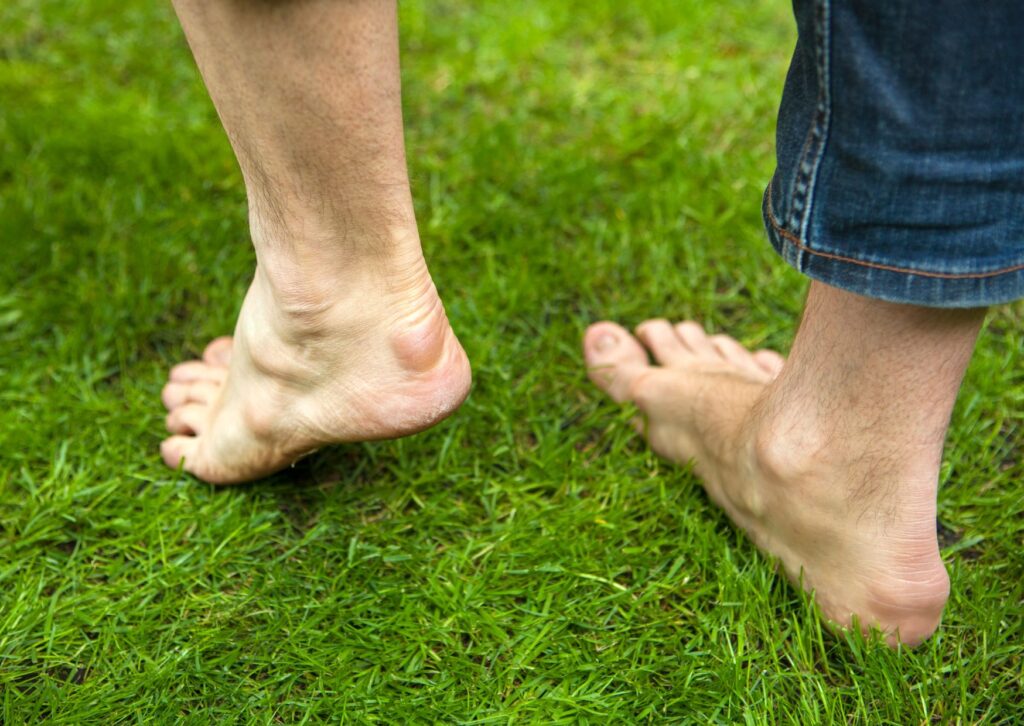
[752,389,945,490]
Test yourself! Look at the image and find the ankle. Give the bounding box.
[247,187,425,288]
[749,382,946,483]
[748,397,950,605]
[250,220,434,316]
[242,237,461,377]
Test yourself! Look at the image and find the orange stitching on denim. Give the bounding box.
[765,189,1024,280]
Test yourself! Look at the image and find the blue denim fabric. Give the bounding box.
[765,1,1024,307]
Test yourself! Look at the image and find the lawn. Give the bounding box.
[2,0,1022,722]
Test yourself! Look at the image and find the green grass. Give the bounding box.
[2,0,1022,722]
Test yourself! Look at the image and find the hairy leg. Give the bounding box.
[161,0,470,483]
[584,282,984,646]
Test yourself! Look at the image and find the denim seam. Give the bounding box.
[785,0,832,242]
[765,196,1024,280]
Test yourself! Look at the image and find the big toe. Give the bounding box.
[160,433,246,485]
[584,322,651,402]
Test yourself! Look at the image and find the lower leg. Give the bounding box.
[161,0,470,483]
[584,281,985,645]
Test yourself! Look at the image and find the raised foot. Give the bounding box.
[583,318,948,647]
[160,266,471,485]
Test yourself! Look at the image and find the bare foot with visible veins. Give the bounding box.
[160,253,470,484]
[583,318,949,646]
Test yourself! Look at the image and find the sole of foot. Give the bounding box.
[160,261,471,485]
[583,318,949,647]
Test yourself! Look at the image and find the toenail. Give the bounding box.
[595,333,618,352]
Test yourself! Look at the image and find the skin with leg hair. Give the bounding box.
[161,0,470,483]
[166,0,982,647]
[584,281,985,646]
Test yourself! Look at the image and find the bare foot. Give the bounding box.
[160,251,470,484]
[583,319,949,646]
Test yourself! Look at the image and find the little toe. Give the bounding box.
[203,336,234,367]
[584,321,652,403]
[753,349,786,377]
[674,321,717,358]
[635,319,690,366]
[710,334,766,377]
[169,360,229,384]
[165,403,210,436]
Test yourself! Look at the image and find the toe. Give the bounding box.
[169,360,228,384]
[674,321,717,358]
[165,403,210,435]
[161,435,198,472]
[163,381,220,409]
[635,319,690,366]
[584,321,651,403]
[161,434,241,485]
[203,336,234,367]
[187,381,220,405]
[753,349,786,377]
[162,382,189,409]
[710,334,765,377]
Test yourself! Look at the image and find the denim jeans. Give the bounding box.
[765,1,1024,308]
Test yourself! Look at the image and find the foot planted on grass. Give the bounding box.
[584,319,949,646]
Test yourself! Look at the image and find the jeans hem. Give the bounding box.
[763,195,1024,307]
